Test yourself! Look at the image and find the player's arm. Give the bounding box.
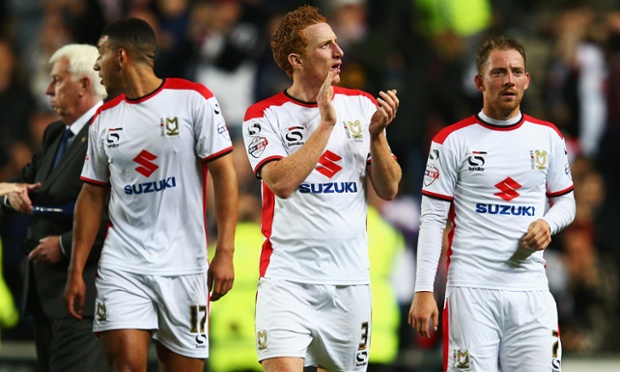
[260,71,338,199]
[409,195,449,338]
[207,152,238,301]
[63,183,108,320]
[368,90,401,200]
[522,192,576,250]
[523,133,576,251]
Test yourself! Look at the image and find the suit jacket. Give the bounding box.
[10,119,108,320]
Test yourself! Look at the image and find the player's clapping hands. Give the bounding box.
[318,70,337,127]
[369,89,399,136]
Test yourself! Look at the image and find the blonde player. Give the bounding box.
[409,36,575,372]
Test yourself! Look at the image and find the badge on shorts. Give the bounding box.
[257,330,269,350]
[96,302,107,322]
[454,349,471,370]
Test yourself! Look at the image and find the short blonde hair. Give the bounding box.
[476,36,527,75]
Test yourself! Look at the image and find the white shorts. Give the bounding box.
[444,287,561,372]
[93,267,210,358]
[255,277,371,371]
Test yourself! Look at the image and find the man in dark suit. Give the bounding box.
[2,44,108,372]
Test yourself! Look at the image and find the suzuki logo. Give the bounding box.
[316,150,342,178]
[494,177,521,201]
[133,150,159,177]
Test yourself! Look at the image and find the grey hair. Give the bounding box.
[49,44,107,100]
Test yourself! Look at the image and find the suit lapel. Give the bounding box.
[44,119,90,184]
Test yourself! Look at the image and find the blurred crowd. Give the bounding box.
[1,0,620,369]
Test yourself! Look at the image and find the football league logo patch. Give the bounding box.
[248,136,268,158]
[217,122,230,141]
[424,164,439,186]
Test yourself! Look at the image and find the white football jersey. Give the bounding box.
[242,87,381,284]
[82,78,232,275]
[422,113,574,290]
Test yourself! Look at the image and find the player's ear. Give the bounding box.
[474,74,484,92]
[523,72,531,91]
[288,53,302,70]
[118,48,128,68]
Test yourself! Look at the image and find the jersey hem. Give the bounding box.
[421,190,453,201]
[261,275,370,286]
[547,185,574,197]
[204,146,232,162]
[447,282,549,291]
[257,351,306,363]
[99,263,208,276]
[153,334,209,359]
[80,176,110,187]
[93,323,156,333]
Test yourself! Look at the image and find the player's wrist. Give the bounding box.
[369,129,386,141]
[67,262,85,276]
[319,120,336,131]
[214,245,234,257]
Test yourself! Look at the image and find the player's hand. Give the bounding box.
[521,219,551,251]
[6,183,41,213]
[369,89,399,137]
[317,70,337,127]
[208,249,234,301]
[408,291,439,339]
[63,272,86,321]
[28,236,62,265]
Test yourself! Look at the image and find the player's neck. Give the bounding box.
[123,68,163,100]
[286,80,321,103]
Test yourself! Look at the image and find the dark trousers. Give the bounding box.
[32,300,107,372]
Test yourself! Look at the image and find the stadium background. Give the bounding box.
[1,0,619,370]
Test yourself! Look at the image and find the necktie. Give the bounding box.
[53,128,74,169]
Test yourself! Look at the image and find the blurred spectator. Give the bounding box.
[191,0,267,139]
[544,5,607,160]
[152,0,194,79]
[253,10,291,101]
[554,158,619,354]
[0,0,619,365]
[44,0,106,45]
[380,0,431,196]
[23,10,72,110]
[0,38,36,182]
[383,0,492,195]
[321,0,379,92]
[4,0,44,51]
[0,0,9,36]
[601,11,620,214]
